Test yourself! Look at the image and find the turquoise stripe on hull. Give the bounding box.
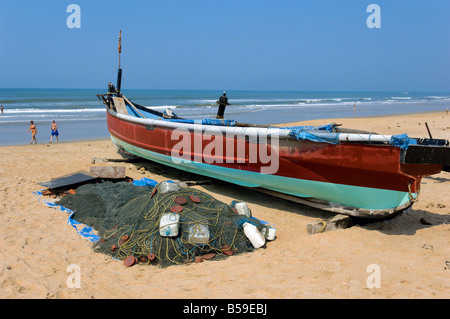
[111,136,415,211]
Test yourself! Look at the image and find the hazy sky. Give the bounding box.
[1,0,449,91]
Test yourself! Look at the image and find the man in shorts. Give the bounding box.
[50,120,59,143]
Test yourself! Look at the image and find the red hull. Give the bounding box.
[106,111,441,195]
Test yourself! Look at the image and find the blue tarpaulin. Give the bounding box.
[68,212,100,243]
[390,133,410,150]
[132,177,159,187]
[286,124,411,149]
[288,131,341,144]
[286,123,339,144]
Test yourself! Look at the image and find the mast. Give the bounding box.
[116,30,122,96]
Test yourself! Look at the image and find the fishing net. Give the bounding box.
[56,180,267,267]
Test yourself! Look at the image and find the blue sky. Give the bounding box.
[0,0,449,91]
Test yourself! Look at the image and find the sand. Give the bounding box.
[0,111,448,299]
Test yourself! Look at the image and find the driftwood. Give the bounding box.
[307,214,354,234]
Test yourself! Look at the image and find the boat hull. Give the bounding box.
[105,110,443,218]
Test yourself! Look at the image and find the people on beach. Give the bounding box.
[27,120,37,144]
[1,105,3,114]
[216,92,229,119]
[49,120,59,143]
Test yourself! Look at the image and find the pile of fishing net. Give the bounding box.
[56,180,275,267]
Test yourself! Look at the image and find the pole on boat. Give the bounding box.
[425,122,433,139]
[116,30,123,97]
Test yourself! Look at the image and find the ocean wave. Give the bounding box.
[185,99,217,104]
[183,97,353,106]
[178,102,355,115]
[426,96,450,100]
[0,117,106,124]
[2,89,448,128]
[0,98,97,104]
[1,100,102,107]
[2,108,105,114]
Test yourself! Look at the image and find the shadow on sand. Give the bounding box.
[125,158,450,236]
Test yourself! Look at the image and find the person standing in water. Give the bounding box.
[49,120,59,143]
[27,120,37,144]
[216,91,229,119]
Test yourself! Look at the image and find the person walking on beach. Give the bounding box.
[1,105,3,114]
[27,120,37,144]
[49,120,59,143]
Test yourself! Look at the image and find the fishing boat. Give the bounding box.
[97,33,450,219]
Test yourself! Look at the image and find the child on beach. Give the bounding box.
[27,120,37,144]
[49,120,59,143]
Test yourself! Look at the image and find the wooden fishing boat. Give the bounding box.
[97,36,450,219]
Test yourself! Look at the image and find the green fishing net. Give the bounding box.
[56,181,267,267]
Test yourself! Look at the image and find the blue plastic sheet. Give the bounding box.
[68,212,100,243]
[132,178,158,187]
[390,133,410,150]
[286,123,340,144]
[287,124,411,149]
[233,217,269,228]
[288,130,340,144]
[126,105,161,120]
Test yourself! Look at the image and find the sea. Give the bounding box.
[1,88,449,146]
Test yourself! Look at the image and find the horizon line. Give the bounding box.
[1,87,449,94]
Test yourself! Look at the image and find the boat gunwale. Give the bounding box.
[106,108,399,145]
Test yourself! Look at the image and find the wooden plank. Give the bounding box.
[112,97,128,115]
[89,166,126,179]
[38,171,96,189]
[122,95,146,119]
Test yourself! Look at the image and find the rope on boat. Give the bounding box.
[407,181,419,203]
[318,221,327,232]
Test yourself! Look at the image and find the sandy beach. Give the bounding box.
[0,111,448,299]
